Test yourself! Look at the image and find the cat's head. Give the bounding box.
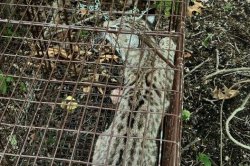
[102,17,176,64]
[102,17,146,61]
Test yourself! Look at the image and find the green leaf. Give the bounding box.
[198,153,212,166]
[182,109,191,121]
[0,77,7,94]
[155,0,173,17]
[20,82,27,92]
[3,24,15,36]
[8,134,18,149]
[47,135,56,146]
[80,30,89,39]
[202,33,214,48]
[164,1,172,17]
[223,3,233,12]
[6,76,14,83]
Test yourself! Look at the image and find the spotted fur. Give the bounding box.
[92,17,176,166]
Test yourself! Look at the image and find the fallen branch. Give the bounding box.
[225,93,250,150]
[181,137,201,153]
[230,79,250,89]
[204,67,250,80]
[184,58,210,78]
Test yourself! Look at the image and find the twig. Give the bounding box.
[234,42,240,54]
[230,79,250,89]
[237,72,250,77]
[204,67,250,80]
[191,31,205,37]
[184,58,210,78]
[184,48,193,54]
[215,49,220,71]
[134,0,139,7]
[181,137,201,153]
[225,93,250,150]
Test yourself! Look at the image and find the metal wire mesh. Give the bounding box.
[0,0,185,165]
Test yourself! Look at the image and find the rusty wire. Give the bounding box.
[0,0,186,165]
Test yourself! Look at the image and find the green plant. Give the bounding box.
[182,109,191,121]
[155,0,173,17]
[197,153,212,166]
[202,33,214,48]
[3,24,15,36]
[79,29,89,39]
[47,135,56,146]
[20,82,27,92]
[8,134,18,150]
[223,3,233,12]
[0,70,13,94]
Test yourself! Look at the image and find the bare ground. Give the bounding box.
[182,1,250,165]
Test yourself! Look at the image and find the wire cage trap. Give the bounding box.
[0,0,185,165]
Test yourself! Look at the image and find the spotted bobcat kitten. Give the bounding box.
[92,16,176,166]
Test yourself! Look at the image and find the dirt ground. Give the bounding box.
[182,1,250,165]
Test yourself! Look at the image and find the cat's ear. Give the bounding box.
[159,37,176,63]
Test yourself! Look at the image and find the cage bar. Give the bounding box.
[0,0,185,165]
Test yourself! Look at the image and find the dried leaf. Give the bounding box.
[83,86,91,93]
[59,48,72,59]
[97,87,104,95]
[47,47,59,58]
[94,74,100,81]
[223,86,239,99]
[101,70,110,78]
[72,45,80,52]
[60,96,78,112]
[79,8,89,15]
[212,86,239,100]
[27,62,40,68]
[99,54,119,63]
[30,43,38,56]
[50,62,57,69]
[187,1,205,17]
[184,52,192,58]
[111,78,118,82]
[70,64,81,73]
[47,47,73,59]
[29,133,36,144]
